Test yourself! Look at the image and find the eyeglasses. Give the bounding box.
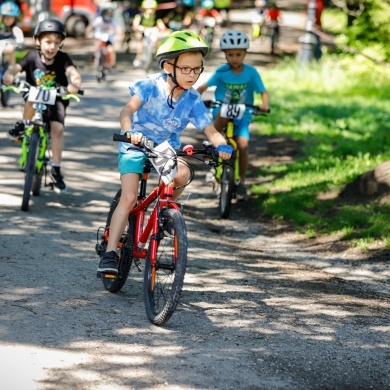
[168,64,204,75]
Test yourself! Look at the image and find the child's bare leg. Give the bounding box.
[236,136,249,184]
[106,173,139,252]
[173,160,191,200]
[50,121,65,165]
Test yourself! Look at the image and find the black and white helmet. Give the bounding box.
[220,30,250,50]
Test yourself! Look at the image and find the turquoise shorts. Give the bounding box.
[118,151,148,176]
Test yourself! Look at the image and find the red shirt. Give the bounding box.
[266,8,281,21]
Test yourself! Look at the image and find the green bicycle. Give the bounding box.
[204,100,269,218]
[3,81,82,211]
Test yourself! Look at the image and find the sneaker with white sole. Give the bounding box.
[97,250,119,275]
[51,167,66,192]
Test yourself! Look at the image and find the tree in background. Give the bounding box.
[331,0,390,62]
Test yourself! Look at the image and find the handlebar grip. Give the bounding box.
[112,134,155,151]
[113,133,129,142]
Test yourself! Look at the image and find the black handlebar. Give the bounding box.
[14,80,84,96]
[112,133,155,150]
[112,134,219,166]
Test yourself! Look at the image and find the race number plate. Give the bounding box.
[28,87,56,105]
[150,141,178,185]
[220,103,246,120]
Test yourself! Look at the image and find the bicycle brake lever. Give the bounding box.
[139,136,155,150]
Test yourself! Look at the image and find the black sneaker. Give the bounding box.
[97,250,119,275]
[51,167,66,192]
[7,121,25,143]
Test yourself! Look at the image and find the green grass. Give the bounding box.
[251,55,390,248]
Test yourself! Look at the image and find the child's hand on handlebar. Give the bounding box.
[2,73,14,86]
[125,131,143,145]
[67,83,80,94]
[216,144,233,160]
[259,103,270,113]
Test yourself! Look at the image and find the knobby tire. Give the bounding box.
[21,131,40,211]
[101,189,135,293]
[143,208,187,325]
[219,161,235,219]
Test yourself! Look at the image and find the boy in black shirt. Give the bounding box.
[3,19,82,192]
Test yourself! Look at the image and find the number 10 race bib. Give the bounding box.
[28,87,56,105]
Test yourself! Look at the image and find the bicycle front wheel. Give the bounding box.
[21,131,40,211]
[144,208,187,325]
[101,189,135,293]
[219,161,235,219]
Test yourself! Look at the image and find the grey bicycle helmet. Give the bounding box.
[220,30,249,50]
[34,19,66,39]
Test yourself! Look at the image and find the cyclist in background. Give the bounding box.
[195,0,222,48]
[196,30,269,200]
[132,0,165,67]
[163,0,194,32]
[122,0,140,53]
[3,19,82,192]
[196,0,223,29]
[214,0,232,27]
[97,30,233,274]
[251,0,267,39]
[0,1,24,67]
[88,6,121,69]
[264,2,281,33]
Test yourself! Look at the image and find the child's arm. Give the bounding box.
[196,83,209,95]
[203,124,231,160]
[3,63,22,85]
[256,90,269,112]
[119,95,143,143]
[66,66,82,94]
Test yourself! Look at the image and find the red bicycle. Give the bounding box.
[96,135,220,325]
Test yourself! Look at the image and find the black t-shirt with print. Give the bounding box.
[19,50,75,88]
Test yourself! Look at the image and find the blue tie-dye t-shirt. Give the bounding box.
[119,73,212,153]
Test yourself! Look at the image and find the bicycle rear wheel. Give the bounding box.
[144,208,187,325]
[21,131,40,212]
[101,189,135,293]
[219,160,235,219]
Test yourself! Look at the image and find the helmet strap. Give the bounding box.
[167,57,185,109]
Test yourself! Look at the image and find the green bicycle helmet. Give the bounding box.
[156,30,209,69]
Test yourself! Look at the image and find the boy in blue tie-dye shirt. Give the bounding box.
[98,30,232,275]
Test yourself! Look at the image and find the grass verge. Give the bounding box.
[252,55,390,249]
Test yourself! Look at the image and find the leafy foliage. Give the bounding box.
[251,56,390,247]
[330,0,390,62]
